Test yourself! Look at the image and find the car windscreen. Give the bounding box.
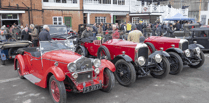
[39,40,75,54]
[49,26,67,35]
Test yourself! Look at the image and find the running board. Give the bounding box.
[24,74,41,84]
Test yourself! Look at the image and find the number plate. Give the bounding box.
[12,55,16,58]
[83,83,102,93]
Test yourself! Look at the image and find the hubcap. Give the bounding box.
[51,80,60,102]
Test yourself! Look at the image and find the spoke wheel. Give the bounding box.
[49,75,66,103]
[16,60,24,79]
[169,52,183,75]
[114,59,136,87]
[101,69,115,92]
[188,51,205,68]
[151,57,170,79]
[97,46,111,60]
[77,48,84,56]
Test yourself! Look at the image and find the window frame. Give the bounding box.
[43,0,77,4]
[95,17,106,23]
[52,16,63,25]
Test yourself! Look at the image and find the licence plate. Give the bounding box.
[83,83,102,93]
[12,55,16,58]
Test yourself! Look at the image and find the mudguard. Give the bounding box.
[100,59,116,72]
[189,44,204,49]
[14,54,25,71]
[114,55,133,62]
[166,48,184,54]
[46,66,65,82]
[149,51,170,58]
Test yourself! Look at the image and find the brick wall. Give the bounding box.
[90,13,111,24]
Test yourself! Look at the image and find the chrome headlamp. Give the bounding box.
[184,49,191,57]
[94,68,100,75]
[138,56,146,66]
[195,47,201,55]
[67,63,77,72]
[72,73,78,79]
[93,59,101,68]
[154,54,162,63]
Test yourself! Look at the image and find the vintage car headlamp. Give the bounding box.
[72,73,78,79]
[138,56,146,66]
[93,59,101,68]
[154,54,162,63]
[184,49,191,57]
[67,63,77,72]
[195,47,201,55]
[94,68,100,75]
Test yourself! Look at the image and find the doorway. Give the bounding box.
[2,20,19,27]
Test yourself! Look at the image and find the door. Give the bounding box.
[64,17,72,28]
[30,56,43,78]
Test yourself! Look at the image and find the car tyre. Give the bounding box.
[168,52,183,75]
[49,75,67,103]
[97,46,111,61]
[101,69,115,92]
[114,59,136,87]
[16,60,25,79]
[188,51,205,68]
[150,57,170,79]
[145,42,156,53]
[76,46,88,57]
[8,47,18,57]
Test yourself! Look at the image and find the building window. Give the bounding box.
[132,17,140,24]
[2,14,18,19]
[95,17,106,23]
[53,17,63,25]
[43,0,77,4]
[201,15,206,25]
[103,0,111,4]
[118,0,125,5]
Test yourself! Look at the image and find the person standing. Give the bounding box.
[92,23,98,37]
[126,21,132,33]
[21,27,30,40]
[137,21,143,33]
[176,21,181,31]
[98,24,103,36]
[0,28,6,41]
[39,25,51,41]
[29,24,38,46]
[12,25,21,40]
[127,30,143,43]
[112,24,120,39]
[81,24,93,38]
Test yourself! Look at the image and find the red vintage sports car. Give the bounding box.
[145,36,205,75]
[14,40,116,103]
[75,36,170,86]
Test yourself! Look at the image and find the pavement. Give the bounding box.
[0,53,209,103]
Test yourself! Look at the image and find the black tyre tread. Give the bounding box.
[101,69,115,92]
[16,60,24,79]
[114,59,136,87]
[8,47,18,56]
[145,42,156,53]
[97,46,111,61]
[49,75,67,103]
[188,51,205,68]
[151,57,170,79]
[169,52,183,75]
[76,46,88,57]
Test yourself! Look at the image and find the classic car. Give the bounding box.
[14,40,116,103]
[144,36,205,75]
[0,40,32,65]
[74,36,170,86]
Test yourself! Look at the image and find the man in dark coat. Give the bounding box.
[92,23,98,37]
[81,24,93,38]
[21,27,30,40]
[176,21,181,31]
[39,25,51,41]
[137,22,143,33]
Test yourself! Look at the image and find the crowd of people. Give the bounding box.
[0,23,51,47]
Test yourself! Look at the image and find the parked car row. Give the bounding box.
[3,24,205,103]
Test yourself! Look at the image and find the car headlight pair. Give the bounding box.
[184,49,191,57]
[67,63,78,79]
[92,59,101,75]
[195,47,201,55]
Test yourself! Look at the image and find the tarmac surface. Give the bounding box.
[0,53,209,103]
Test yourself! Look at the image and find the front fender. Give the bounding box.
[46,66,65,81]
[149,51,170,58]
[115,55,133,62]
[166,48,184,54]
[189,44,204,49]
[14,54,25,71]
[100,59,116,72]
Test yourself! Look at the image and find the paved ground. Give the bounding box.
[0,53,209,103]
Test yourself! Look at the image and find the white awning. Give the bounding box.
[0,10,25,13]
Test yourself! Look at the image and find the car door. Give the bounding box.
[192,31,209,49]
[30,53,43,78]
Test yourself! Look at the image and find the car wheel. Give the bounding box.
[76,47,88,57]
[145,42,156,53]
[1,60,5,65]
[150,57,170,79]
[168,52,183,75]
[8,47,18,57]
[16,60,24,79]
[97,46,111,61]
[49,75,67,103]
[114,59,136,87]
[101,69,115,92]
[188,51,205,68]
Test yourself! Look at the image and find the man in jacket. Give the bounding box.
[12,25,21,40]
[137,21,143,33]
[39,25,51,41]
[176,21,181,31]
[92,23,98,37]
[81,24,93,38]
[127,30,143,43]
[29,24,38,47]
[21,27,30,40]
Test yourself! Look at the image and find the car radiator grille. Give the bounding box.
[76,71,93,83]
[182,42,188,51]
[138,47,148,65]
[76,57,92,72]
